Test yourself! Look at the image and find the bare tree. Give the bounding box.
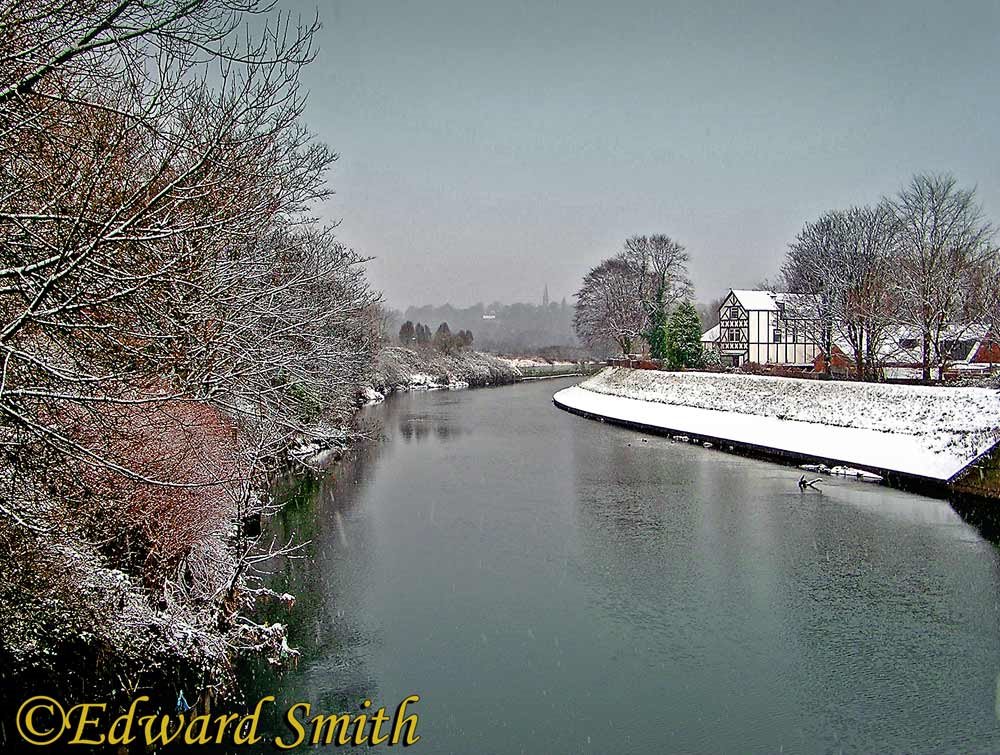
[573,255,647,356]
[573,235,691,358]
[0,0,379,697]
[782,212,841,375]
[622,234,692,357]
[888,174,995,380]
[982,252,1000,343]
[852,206,900,379]
[621,234,692,311]
[784,206,898,380]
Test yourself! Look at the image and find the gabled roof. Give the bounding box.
[728,289,822,316]
[700,324,720,342]
[730,289,778,311]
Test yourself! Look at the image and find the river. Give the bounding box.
[245,377,1000,753]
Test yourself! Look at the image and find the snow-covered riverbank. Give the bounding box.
[554,368,1000,482]
[371,347,520,398]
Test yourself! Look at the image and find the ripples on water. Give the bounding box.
[242,378,1000,754]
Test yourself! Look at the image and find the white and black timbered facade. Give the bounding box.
[712,289,823,367]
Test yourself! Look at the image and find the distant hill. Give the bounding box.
[400,300,577,353]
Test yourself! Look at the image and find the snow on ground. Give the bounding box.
[374,347,519,393]
[362,387,385,405]
[554,368,1000,481]
[408,373,442,389]
[499,357,577,368]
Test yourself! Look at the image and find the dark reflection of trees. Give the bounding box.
[949,495,1000,546]
[234,391,468,752]
[235,404,394,753]
[398,413,463,443]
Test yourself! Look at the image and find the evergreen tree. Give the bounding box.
[433,322,453,353]
[398,320,415,346]
[665,300,703,369]
[415,323,432,347]
[644,284,669,360]
[646,310,668,360]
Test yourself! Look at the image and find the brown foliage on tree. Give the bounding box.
[0,0,380,695]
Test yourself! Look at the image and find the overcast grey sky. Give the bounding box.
[291,0,1000,309]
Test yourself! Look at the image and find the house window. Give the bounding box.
[790,325,798,341]
[728,306,741,320]
[726,328,741,342]
[773,328,783,343]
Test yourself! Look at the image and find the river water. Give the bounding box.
[247,377,1000,754]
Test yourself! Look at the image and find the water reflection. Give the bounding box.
[398,413,465,443]
[240,427,389,744]
[240,379,1000,754]
[949,496,1000,544]
[569,427,1000,753]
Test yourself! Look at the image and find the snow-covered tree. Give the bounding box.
[888,174,995,380]
[574,255,647,355]
[574,235,691,357]
[784,205,898,380]
[623,235,692,355]
[982,254,1000,343]
[0,0,380,699]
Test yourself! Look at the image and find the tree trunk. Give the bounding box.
[921,330,931,381]
[823,324,833,377]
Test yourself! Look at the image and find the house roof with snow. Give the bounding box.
[730,290,779,311]
[870,324,995,365]
[700,324,720,343]
[728,290,821,318]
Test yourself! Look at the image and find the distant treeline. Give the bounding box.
[399,301,577,353]
[398,321,474,354]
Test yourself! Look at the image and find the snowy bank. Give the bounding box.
[553,368,1000,483]
[373,347,520,394]
[498,357,578,369]
[497,356,601,380]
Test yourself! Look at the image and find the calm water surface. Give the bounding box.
[247,377,1000,754]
